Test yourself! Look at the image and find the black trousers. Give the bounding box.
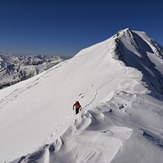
[76,108,79,114]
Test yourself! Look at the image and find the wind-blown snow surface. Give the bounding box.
[0,28,163,163]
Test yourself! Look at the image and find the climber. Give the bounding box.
[73,101,82,114]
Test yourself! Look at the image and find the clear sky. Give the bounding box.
[0,0,163,57]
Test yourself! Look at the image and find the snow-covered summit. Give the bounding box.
[0,29,163,163]
[116,28,163,59]
[114,28,163,97]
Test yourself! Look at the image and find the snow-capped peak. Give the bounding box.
[115,28,163,59]
[112,29,163,98]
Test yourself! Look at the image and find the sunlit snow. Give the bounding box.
[0,28,163,163]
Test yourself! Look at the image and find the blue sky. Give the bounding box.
[0,0,163,57]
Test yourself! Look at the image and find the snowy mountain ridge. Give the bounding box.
[0,54,62,89]
[113,28,163,96]
[0,29,163,163]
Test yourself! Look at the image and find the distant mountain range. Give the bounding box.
[0,54,63,89]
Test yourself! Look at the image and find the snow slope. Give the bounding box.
[0,28,163,163]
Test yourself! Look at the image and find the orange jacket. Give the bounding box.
[73,101,81,109]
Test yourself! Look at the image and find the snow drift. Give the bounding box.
[0,28,163,163]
